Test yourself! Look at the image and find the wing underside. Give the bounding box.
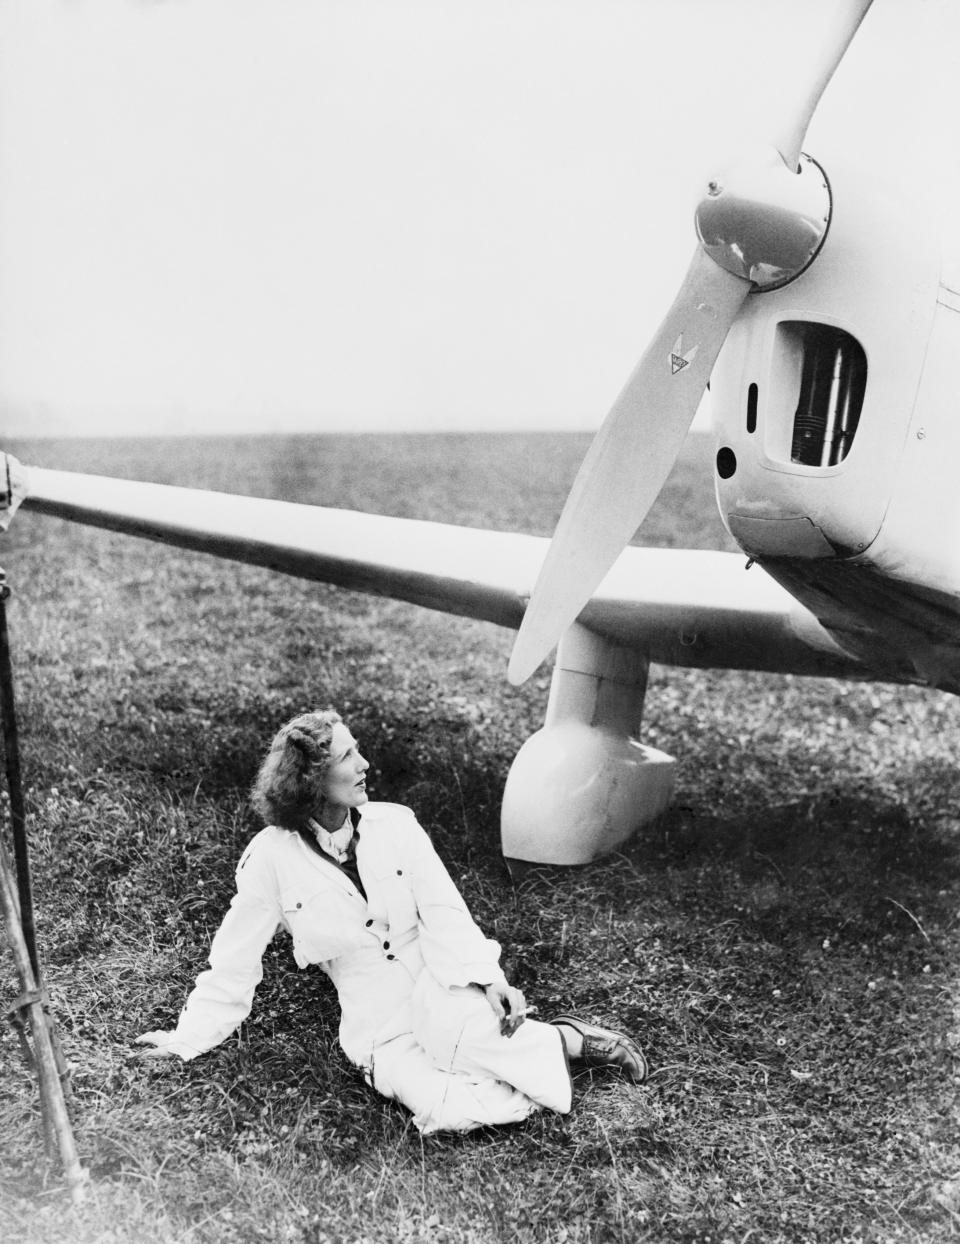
[21,466,870,680]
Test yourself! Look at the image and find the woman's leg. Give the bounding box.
[411,975,573,1115]
[368,1030,544,1135]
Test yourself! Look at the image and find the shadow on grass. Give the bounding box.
[650,781,960,939]
[73,677,960,965]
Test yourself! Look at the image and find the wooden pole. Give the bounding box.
[0,839,87,1203]
[0,575,39,977]
[0,571,85,1201]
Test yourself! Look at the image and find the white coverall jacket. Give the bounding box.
[164,801,571,1133]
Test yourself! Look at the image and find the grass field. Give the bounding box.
[1,431,958,1243]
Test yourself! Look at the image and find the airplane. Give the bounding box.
[3,0,959,868]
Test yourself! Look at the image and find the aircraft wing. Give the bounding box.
[20,465,868,681]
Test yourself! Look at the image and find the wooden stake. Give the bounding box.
[0,840,87,1203]
[0,572,39,976]
[0,572,84,1201]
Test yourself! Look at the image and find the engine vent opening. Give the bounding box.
[746,382,758,434]
[788,323,866,466]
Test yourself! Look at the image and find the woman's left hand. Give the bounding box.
[132,1031,194,1061]
[481,982,528,1037]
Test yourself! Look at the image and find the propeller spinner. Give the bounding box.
[508,0,872,686]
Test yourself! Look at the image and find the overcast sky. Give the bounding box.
[0,0,954,437]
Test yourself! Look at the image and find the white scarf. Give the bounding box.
[307,815,354,863]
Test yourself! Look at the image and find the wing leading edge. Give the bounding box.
[21,465,868,680]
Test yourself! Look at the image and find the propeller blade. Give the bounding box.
[508,247,749,685]
[770,0,873,169]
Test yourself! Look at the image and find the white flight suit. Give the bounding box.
[163,801,572,1133]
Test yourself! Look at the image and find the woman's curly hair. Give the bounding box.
[250,709,342,830]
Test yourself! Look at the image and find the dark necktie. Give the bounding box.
[334,830,367,902]
[296,819,367,902]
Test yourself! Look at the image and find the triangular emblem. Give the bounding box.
[670,334,699,375]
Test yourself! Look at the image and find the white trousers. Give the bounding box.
[368,973,573,1134]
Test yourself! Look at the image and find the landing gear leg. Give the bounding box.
[501,624,675,865]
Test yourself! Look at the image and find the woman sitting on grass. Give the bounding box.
[137,709,647,1134]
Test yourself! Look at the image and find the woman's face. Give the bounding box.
[320,722,370,813]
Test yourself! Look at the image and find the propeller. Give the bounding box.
[508,0,873,687]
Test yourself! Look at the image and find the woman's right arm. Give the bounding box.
[137,840,281,1061]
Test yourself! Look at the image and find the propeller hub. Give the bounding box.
[695,148,831,291]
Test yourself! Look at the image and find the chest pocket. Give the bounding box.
[364,860,418,936]
[280,880,367,967]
